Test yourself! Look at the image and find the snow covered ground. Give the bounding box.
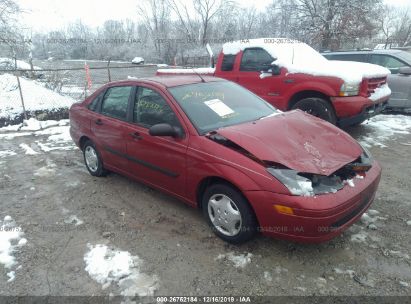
[0,119,75,155]
[0,74,76,121]
[357,114,411,148]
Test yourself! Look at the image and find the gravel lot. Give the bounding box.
[0,115,410,302]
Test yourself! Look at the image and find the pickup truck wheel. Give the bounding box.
[292,98,337,125]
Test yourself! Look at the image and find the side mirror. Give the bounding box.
[398,66,411,75]
[270,64,281,75]
[149,123,181,138]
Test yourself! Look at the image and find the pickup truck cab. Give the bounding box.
[157,38,392,127]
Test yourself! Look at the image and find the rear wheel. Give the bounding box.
[202,183,257,244]
[83,140,107,177]
[292,97,337,125]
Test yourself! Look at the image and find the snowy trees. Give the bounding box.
[380,6,411,47]
[2,0,411,62]
[0,0,24,55]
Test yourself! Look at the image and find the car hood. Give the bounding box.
[216,110,363,176]
[284,59,390,83]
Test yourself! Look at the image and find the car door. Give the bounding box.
[90,85,134,171]
[370,54,411,108]
[235,48,283,106]
[123,85,188,197]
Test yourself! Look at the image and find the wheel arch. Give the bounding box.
[79,135,91,151]
[287,90,333,110]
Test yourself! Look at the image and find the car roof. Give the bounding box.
[322,49,403,55]
[110,75,225,89]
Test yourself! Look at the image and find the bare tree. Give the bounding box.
[167,0,198,41]
[194,0,234,45]
[0,0,23,55]
[137,0,171,59]
[293,0,383,50]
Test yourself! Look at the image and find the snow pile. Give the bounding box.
[84,244,159,297]
[222,38,390,83]
[157,67,215,75]
[0,216,27,282]
[359,114,411,148]
[0,74,76,120]
[0,58,41,71]
[216,252,253,268]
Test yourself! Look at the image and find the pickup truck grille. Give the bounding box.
[365,77,387,96]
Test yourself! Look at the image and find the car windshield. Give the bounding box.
[168,81,278,134]
[397,51,411,65]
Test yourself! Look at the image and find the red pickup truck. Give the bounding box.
[157,38,391,127]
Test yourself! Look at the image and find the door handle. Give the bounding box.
[129,132,142,140]
[95,119,103,125]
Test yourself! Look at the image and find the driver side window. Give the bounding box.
[134,87,181,128]
[240,48,274,72]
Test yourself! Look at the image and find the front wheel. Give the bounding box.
[202,183,257,244]
[292,97,337,125]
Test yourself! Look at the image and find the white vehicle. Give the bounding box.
[131,57,145,65]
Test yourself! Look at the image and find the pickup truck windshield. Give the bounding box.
[169,81,278,134]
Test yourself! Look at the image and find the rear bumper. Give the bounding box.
[69,125,81,148]
[331,95,389,127]
[245,161,381,243]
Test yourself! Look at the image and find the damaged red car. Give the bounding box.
[69,76,381,244]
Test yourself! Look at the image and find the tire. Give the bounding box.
[82,140,107,177]
[202,183,258,244]
[292,97,337,125]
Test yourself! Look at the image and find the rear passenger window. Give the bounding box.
[221,54,236,71]
[101,86,132,120]
[88,92,104,111]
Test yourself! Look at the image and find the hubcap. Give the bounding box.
[85,146,98,172]
[208,194,242,237]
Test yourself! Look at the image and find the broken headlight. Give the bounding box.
[267,168,344,196]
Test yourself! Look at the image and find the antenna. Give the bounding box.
[191,68,206,83]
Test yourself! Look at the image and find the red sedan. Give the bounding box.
[69,76,381,244]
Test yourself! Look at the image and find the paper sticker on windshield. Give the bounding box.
[204,99,234,117]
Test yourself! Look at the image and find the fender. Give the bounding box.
[283,79,340,104]
[186,162,264,203]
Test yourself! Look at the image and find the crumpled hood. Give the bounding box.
[216,110,363,176]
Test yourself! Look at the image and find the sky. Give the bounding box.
[17,0,411,32]
[17,0,272,32]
